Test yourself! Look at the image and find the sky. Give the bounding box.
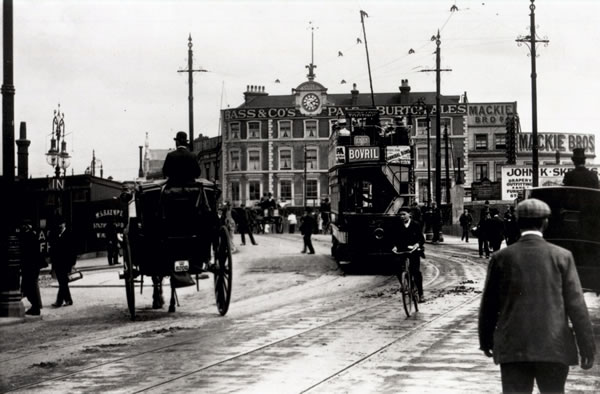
[2,0,600,181]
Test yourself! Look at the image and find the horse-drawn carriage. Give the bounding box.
[120,179,232,320]
[526,186,600,294]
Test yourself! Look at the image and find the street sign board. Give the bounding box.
[385,145,411,164]
[347,146,380,162]
[501,165,600,200]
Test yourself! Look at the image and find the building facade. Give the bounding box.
[220,69,471,208]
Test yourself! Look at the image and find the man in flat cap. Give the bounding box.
[563,147,599,189]
[479,198,595,393]
[162,131,201,186]
[393,206,426,301]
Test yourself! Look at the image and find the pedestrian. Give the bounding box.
[503,206,520,245]
[477,211,491,258]
[430,201,442,243]
[234,204,258,246]
[394,207,426,301]
[50,218,77,307]
[222,202,237,252]
[479,198,596,393]
[162,131,200,186]
[299,208,316,254]
[409,202,423,230]
[459,208,473,242]
[320,198,331,234]
[563,147,599,189]
[487,209,505,252]
[105,219,120,266]
[19,219,44,315]
[287,211,297,234]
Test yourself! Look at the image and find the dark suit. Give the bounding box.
[299,214,316,254]
[233,207,256,245]
[19,226,43,312]
[396,219,426,297]
[479,234,595,392]
[50,227,77,305]
[162,146,201,186]
[563,166,599,189]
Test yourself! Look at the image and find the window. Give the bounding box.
[280,180,292,202]
[230,150,240,171]
[475,163,488,180]
[249,181,261,200]
[417,147,428,168]
[229,123,240,140]
[279,149,292,170]
[305,148,318,170]
[475,135,488,150]
[279,121,291,138]
[231,182,240,202]
[495,134,506,150]
[418,179,429,204]
[495,163,503,182]
[248,150,261,170]
[205,163,210,179]
[416,118,430,136]
[441,118,452,136]
[304,120,318,138]
[248,122,260,139]
[306,179,318,200]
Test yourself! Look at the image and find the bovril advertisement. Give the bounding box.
[501,165,600,200]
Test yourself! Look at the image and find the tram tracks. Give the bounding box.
[3,253,487,393]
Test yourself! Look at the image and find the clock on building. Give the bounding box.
[301,93,320,112]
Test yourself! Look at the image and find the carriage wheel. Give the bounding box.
[123,232,136,320]
[214,226,233,316]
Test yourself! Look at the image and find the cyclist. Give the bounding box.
[395,207,426,302]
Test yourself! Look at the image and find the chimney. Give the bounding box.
[351,83,359,106]
[16,122,30,180]
[243,85,268,104]
[399,79,411,104]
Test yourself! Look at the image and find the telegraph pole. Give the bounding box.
[421,30,451,207]
[178,34,207,152]
[359,10,376,107]
[517,0,549,187]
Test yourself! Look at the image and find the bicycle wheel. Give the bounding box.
[411,276,419,313]
[400,271,413,317]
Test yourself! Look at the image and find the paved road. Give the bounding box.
[1,234,598,393]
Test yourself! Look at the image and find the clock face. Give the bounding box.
[302,93,320,112]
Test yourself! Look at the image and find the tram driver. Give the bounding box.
[394,206,426,302]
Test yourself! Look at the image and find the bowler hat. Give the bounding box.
[571,148,586,160]
[174,131,188,142]
[516,198,551,219]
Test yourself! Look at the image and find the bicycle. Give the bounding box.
[392,244,421,317]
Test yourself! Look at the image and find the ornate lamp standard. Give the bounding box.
[46,106,70,178]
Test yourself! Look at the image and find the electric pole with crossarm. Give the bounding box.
[420,30,451,208]
[178,34,207,152]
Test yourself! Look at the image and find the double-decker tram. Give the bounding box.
[329,109,415,269]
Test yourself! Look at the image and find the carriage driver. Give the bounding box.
[394,206,426,302]
[162,131,201,186]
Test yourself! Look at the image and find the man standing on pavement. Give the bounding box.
[459,208,473,243]
[50,218,77,307]
[563,147,599,189]
[105,218,120,266]
[299,209,316,254]
[430,201,442,243]
[19,219,44,315]
[234,204,258,246]
[479,198,595,393]
[394,207,426,302]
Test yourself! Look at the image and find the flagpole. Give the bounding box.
[360,10,375,108]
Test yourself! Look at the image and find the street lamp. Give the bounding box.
[46,105,70,177]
